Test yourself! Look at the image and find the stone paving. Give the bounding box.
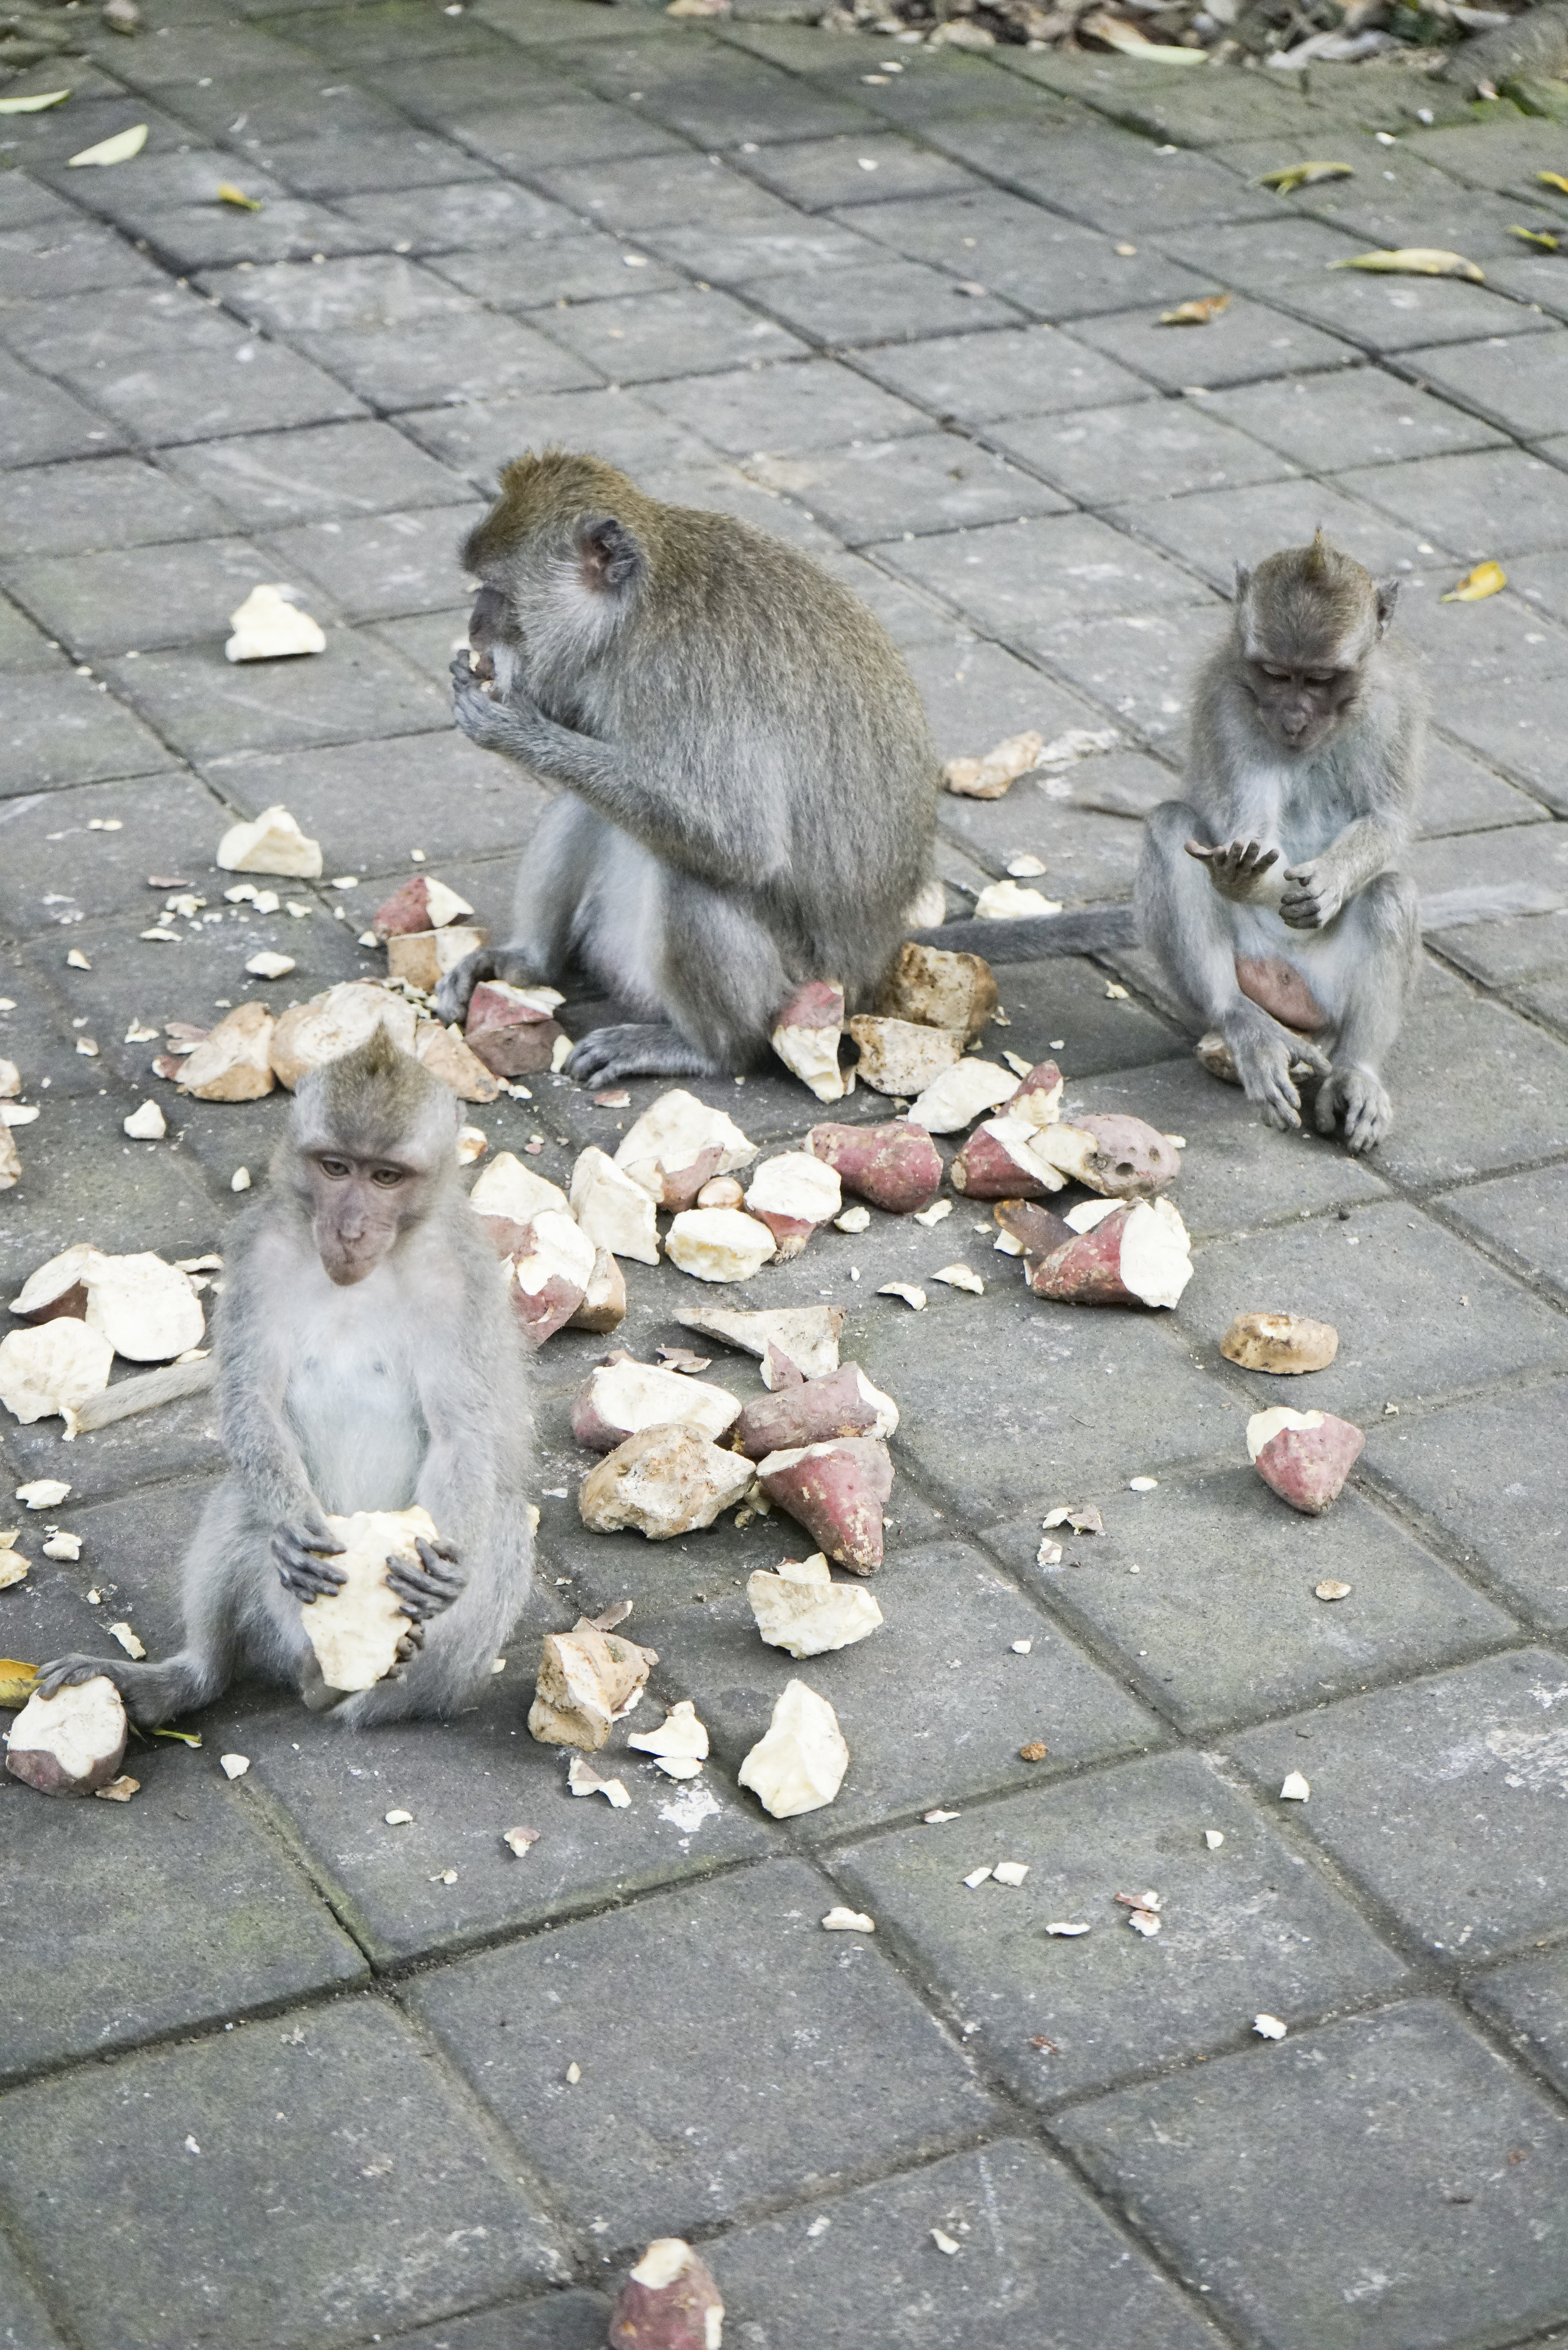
[2,3,1568,2342]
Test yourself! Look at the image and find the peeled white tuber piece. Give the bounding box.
[371,874,474,937]
[665,1207,776,1285]
[1027,1198,1192,1311]
[0,1060,18,1099]
[527,1619,657,1750]
[875,942,998,1043]
[124,1100,167,1140]
[509,1211,597,1348]
[950,1114,1067,1200]
[907,1060,1018,1136]
[82,1253,204,1363]
[975,880,1063,920]
[675,1304,843,1386]
[469,1149,569,1239]
[0,1320,114,1425]
[735,1363,898,1459]
[216,801,323,876]
[771,979,850,1103]
[847,1014,960,1099]
[570,1147,660,1266]
[388,927,490,994]
[580,1424,755,1539]
[6,1675,128,1796]
[300,1506,438,1692]
[11,1243,101,1324]
[1248,1406,1365,1514]
[1034,1114,1182,1198]
[696,1176,743,1210]
[756,1437,893,1574]
[568,1754,632,1807]
[1222,1313,1339,1374]
[748,1553,883,1657]
[462,980,565,1078]
[413,1018,502,1105]
[627,1698,709,1777]
[16,1480,69,1510]
[807,1121,943,1215]
[268,985,415,1090]
[942,729,1043,800]
[224,586,326,664]
[613,1089,755,1210]
[738,1677,848,1818]
[572,1358,740,1453]
[743,1152,842,1261]
[176,1001,276,1101]
[609,2239,725,2350]
[568,1248,627,1336]
[0,1124,19,1190]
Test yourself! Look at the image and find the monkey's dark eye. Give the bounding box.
[1260,665,1290,681]
[318,1158,351,1179]
[1306,672,1334,686]
[370,1167,406,1188]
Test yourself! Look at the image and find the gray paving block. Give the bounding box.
[336,179,579,252]
[0,1467,215,1675]
[1396,573,1568,688]
[2,1372,226,1516]
[1343,447,1568,563]
[0,1085,229,1288]
[102,18,314,85]
[0,595,63,676]
[895,635,1109,762]
[203,252,474,337]
[944,126,1277,237]
[1441,666,1568,814]
[1486,251,1568,324]
[1151,213,1365,294]
[74,338,366,450]
[158,70,410,147]
[536,283,807,385]
[837,1752,1407,2104]
[817,551,960,649]
[749,433,1069,546]
[882,512,1217,649]
[51,147,299,228]
[0,672,170,795]
[383,2294,612,2350]
[1207,365,1508,472]
[1470,1945,1568,2102]
[0,350,123,470]
[448,94,687,174]
[1117,475,1449,593]
[744,257,1024,348]
[1402,114,1568,198]
[1233,1652,1568,1960]
[0,2233,66,2350]
[1071,299,1358,396]
[842,187,1202,322]
[0,216,166,306]
[1412,818,1568,915]
[1032,744,1185,819]
[1428,907,1568,992]
[1290,187,1542,267]
[386,385,699,490]
[0,456,233,560]
[429,231,687,312]
[1270,270,1549,354]
[640,355,928,457]
[280,0,524,66]
[856,321,1155,429]
[0,2001,569,2350]
[258,129,498,200]
[201,729,546,876]
[531,147,802,236]
[982,952,1187,1076]
[1437,1162,1568,1307]
[738,128,977,213]
[1056,2001,1568,2350]
[1041,605,1209,752]
[5,537,328,662]
[940,794,1144,906]
[0,173,78,233]
[122,198,388,275]
[0,769,230,938]
[293,311,603,412]
[1374,972,1568,1188]
[707,2140,1227,2350]
[403,1857,998,2246]
[630,67,881,151]
[155,417,475,529]
[1512,548,1568,630]
[996,396,1296,509]
[263,504,484,624]
[1422,737,1547,838]
[0,287,262,388]
[636,215,884,287]
[100,630,448,762]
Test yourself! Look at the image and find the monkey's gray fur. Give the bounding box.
[435,449,940,1085]
[37,1032,532,1729]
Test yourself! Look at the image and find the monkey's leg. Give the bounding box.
[567,866,787,1084]
[1312,871,1419,1154]
[435,797,608,1024]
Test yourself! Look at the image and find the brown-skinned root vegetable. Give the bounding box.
[807,1121,943,1215]
[469,1150,569,1232]
[527,1619,658,1750]
[995,1199,1076,1261]
[665,1207,776,1284]
[580,1424,755,1539]
[748,1553,884,1657]
[609,2239,725,2350]
[1027,1197,1193,1311]
[1222,1312,1339,1374]
[675,1304,843,1386]
[567,1248,627,1335]
[734,1364,898,1460]
[756,1436,894,1573]
[413,1018,502,1105]
[847,1014,961,1098]
[614,1089,755,1211]
[1197,1031,1318,1088]
[1007,1059,1064,1130]
[951,1115,1067,1200]
[372,875,474,938]
[743,1152,842,1261]
[738,1677,848,1818]
[300,1507,440,1692]
[507,1211,596,1348]
[464,980,566,1078]
[0,1320,114,1425]
[572,1358,740,1452]
[875,942,999,1043]
[570,1146,660,1265]
[771,979,851,1103]
[268,985,416,1090]
[174,1001,276,1100]
[1248,1406,1364,1513]
[907,1060,1018,1135]
[387,925,489,993]
[6,1675,128,1796]
[9,1243,102,1323]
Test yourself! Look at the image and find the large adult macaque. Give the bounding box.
[36,1030,532,1728]
[436,449,940,1085]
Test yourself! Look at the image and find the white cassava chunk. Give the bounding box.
[388,928,489,992]
[0,1061,18,1098]
[744,1152,841,1260]
[609,2241,724,2350]
[300,1506,439,1693]
[216,802,323,877]
[457,1125,487,1165]
[569,1146,660,1265]
[527,1620,657,1751]
[268,984,415,1089]
[941,730,1042,800]
[109,1622,145,1658]
[0,1542,27,1589]
[835,1204,871,1233]
[568,1247,627,1336]
[627,1698,709,1777]
[0,1321,113,1425]
[6,1675,127,1796]
[1279,1770,1310,1802]
[11,1243,102,1322]
[469,1149,569,1228]
[846,1016,961,1099]
[82,1254,204,1363]
[1254,2014,1288,2040]
[974,880,1063,920]
[696,1176,743,1210]
[0,1124,19,1189]
[931,1263,983,1294]
[573,1358,740,1453]
[613,1089,755,1209]
[123,1100,167,1140]
[509,1212,596,1348]
[665,1207,776,1285]
[879,1282,926,1311]
[1028,1197,1193,1311]
[43,1531,82,1561]
[822,1907,874,1932]
[176,1001,276,1101]
[748,1553,883,1657]
[904,878,948,930]
[737,1677,848,1818]
[1222,1312,1339,1374]
[16,1479,69,1509]
[674,1304,843,1385]
[413,1018,501,1105]
[566,1753,631,1806]
[771,979,850,1103]
[244,951,295,981]
[907,1060,1017,1135]
[579,1425,754,1539]
[224,586,327,664]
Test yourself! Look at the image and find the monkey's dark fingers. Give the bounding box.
[34,1654,125,1701]
[1240,843,1279,874]
[416,1536,462,1566]
[395,1622,426,1662]
[1183,837,1219,863]
[389,1552,467,1617]
[272,1534,349,1599]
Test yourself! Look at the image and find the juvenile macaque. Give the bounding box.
[36,1030,532,1728]
[436,450,939,1085]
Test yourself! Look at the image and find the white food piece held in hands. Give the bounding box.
[738,1677,849,1817]
[748,1553,884,1657]
[299,1507,440,1694]
[216,802,324,876]
[6,1676,128,1797]
[224,585,327,664]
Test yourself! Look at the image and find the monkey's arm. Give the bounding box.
[217,1277,346,1597]
[1280,814,1404,930]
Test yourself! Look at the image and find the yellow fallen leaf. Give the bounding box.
[1159,292,1231,326]
[0,1661,38,1709]
[67,122,148,167]
[1510,225,1561,250]
[0,88,70,113]
[1441,560,1507,603]
[1330,247,1484,282]
[1259,161,1354,192]
[216,182,262,211]
[1539,171,1568,195]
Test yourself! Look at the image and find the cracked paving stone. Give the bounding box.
[1365,1380,1568,1629]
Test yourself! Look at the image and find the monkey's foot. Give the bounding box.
[33,1652,175,1730]
[1316,1063,1391,1154]
[565,1023,719,1085]
[1224,1006,1332,1134]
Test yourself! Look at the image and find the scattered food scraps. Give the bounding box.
[6,1675,127,1795]
[608,2240,723,2350]
[216,181,262,208]
[963,1866,994,1889]
[1331,247,1483,280]
[503,1825,539,1856]
[16,1481,70,1511]
[1128,1475,1158,1492]
[528,1620,657,1751]
[567,1754,631,1807]
[1019,1741,1049,1762]
[573,1358,739,1453]
[665,1205,776,1284]
[1036,1538,1062,1567]
[810,1121,942,1215]
[748,1555,883,1657]
[1222,1311,1338,1373]
[123,1101,167,1140]
[1,1324,113,1428]
[221,1754,251,1780]
[992,1861,1029,1886]
[1027,1198,1192,1311]
[67,123,149,166]
[931,2230,960,2257]
[822,1906,874,1932]
[738,1677,848,1817]
[913,1198,953,1229]
[627,1698,709,1778]
[1046,1920,1090,1937]
[1280,1772,1311,1801]
[1248,1406,1364,1513]
[879,1282,926,1311]
[1254,2014,1288,2040]
[924,1808,960,1823]
[1126,1908,1162,1936]
[1315,1578,1353,1602]
[1010,1639,1033,1656]
[756,1436,892,1573]
[1441,560,1507,602]
[1044,1504,1103,1534]
[1006,853,1047,878]
[580,1425,753,1541]
[95,1773,140,1800]
[41,1531,82,1562]
[931,1263,983,1294]
[1160,292,1231,325]
[1204,1829,1225,1849]
[941,728,1043,800]
[109,1622,146,1659]
[225,586,326,664]
[834,1203,871,1234]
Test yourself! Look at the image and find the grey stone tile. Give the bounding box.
[995,397,1296,509]
[840,188,1202,324]
[736,130,978,213]
[1411,821,1568,912]
[1343,447,1568,563]
[0,671,169,795]
[1233,1654,1568,1960]
[625,66,882,152]
[882,512,1217,649]
[0,2001,569,2350]
[1151,213,1366,294]
[398,386,708,494]
[536,284,807,386]
[857,322,1156,428]
[0,1086,230,1288]
[1428,906,1568,992]
[1118,476,1448,593]
[635,454,844,556]
[993,1464,1515,1735]
[1485,252,1568,325]
[748,433,1069,546]
[361,50,582,120]
[1374,970,1568,1188]
[1010,51,1317,146]
[743,257,1024,348]
[1402,114,1568,199]
[817,551,960,649]
[122,198,388,275]
[979,952,1188,1076]
[940,795,1143,907]
[1269,272,1549,354]
[5,538,331,662]
[0,172,77,234]
[406,1858,997,2245]
[383,2295,612,2350]
[102,18,316,85]
[898,634,1125,764]
[1441,666,1568,815]
[264,504,484,624]
[0,456,233,559]
[73,339,366,450]
[1071,299,1359,396]
[0,350,123,469]
[260,131,498,200]
[0,1457,214,1672]
[155,70,408,147]
[336,178,580,253]
[0,768,228,938]
[1395,571,1568,684]
[202,252,473,336]
[46,147,297,227]
[531,147,802,236]
[1512,548,1568,630]
[369,603,477,688]
[1438,1162,1568,1307]
[428,233,687,312]
[639,356,928,458]
[1056,2002,1568,2350]
[838,1752,1407,2103]
[0,216,166,302]
[1209,366,1508,472]
[707,2140,1228,2350]
[156,417,475,528]
[1470,1945,1568,2102]
[447,95,688,175]
[635,215,884,288]
[99,630,448,762]
[280,0,525,66]
[1286,188,1542,268]
[1041,606,1210,752]
[2,1378,227,1516]
[940,125,1279,237]
[0,593,63,675]
[2,96,191,178]
[0,284,256,383]
[292,311,603,412]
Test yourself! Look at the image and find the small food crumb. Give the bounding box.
[924,1808,960,1824]
[992,1861,1029,1887]
[430,1868,458,1884]
[231,1167,252,1192]
[502,1825,539,1857]
[220,1753,250,1780]
[109,1621,145,1659]
[1046,1921,1090,1937]
[566,2061,581,2084]
[963,1866,994,1889]
[822,1906,875,1932]
[1279,1771,1310,1802]
[1315,1579,1352,1602]
[931,2230,960,2257]
[1254,2013,1287,2040]
[1204,1829,1224,1849]
[1010,1638,1032,1655]
[1019,1741,1049,1762]
[1128,1475,1158,1492]
[384,1807,414,1825]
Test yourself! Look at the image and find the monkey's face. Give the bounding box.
[1244,657,1360,753]
[307,1154,419,1285]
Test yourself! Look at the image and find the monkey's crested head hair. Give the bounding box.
[1236,531,1395,671]
[463,448,655,607]
[289,1024,458,1169]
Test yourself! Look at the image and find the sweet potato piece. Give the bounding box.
[807,1121,942,1215]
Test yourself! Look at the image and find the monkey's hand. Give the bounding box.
[1185,836,1281,905]
[34,1654,131,1703]
[272,1512,347,1603]
[1316,1063,1392,1155]
[1224,1002,1332,1134]
[1279,859,1345,930]
[433,945,496,1026]
[387,1537,467,1624]
[450,652,537,759]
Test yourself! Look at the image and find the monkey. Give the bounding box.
[432,448,940,1086]
[35,1028,532,1730]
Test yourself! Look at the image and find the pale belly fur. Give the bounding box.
[283,1276,428,1516]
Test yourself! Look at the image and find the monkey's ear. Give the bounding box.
[576,515,644,596]
[1233,562,1253,602]
[1374,575,1401,635]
